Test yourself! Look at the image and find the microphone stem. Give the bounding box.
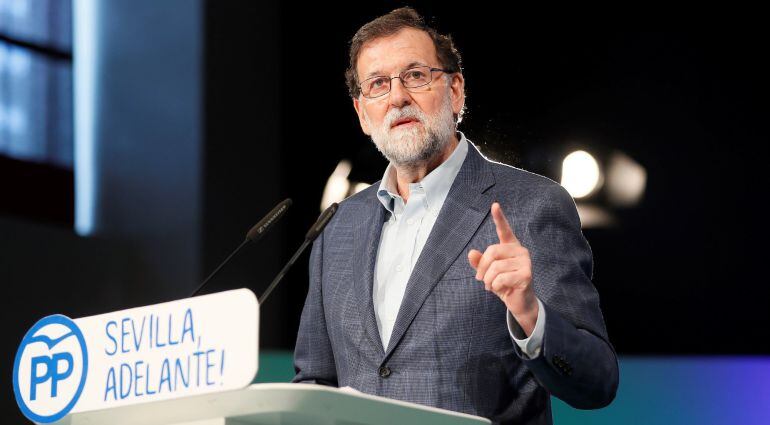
[259,238,311,304]
[190,239,250,297]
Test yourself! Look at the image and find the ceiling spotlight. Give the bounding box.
[321,160,351,211]
[561,150,602,199]
[320,160,371,211]
[606,151,646,207]
[353,182,370,194]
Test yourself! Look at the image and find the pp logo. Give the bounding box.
[13,315,88,423]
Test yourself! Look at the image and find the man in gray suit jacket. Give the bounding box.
[293,7,618,425]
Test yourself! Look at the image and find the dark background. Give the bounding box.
[1,2,768,422]
[272,3,769,354]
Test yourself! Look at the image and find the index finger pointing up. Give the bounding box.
[491,202,519,244]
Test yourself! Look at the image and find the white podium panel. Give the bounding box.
[53,383,490,425]
[13,289,259,423]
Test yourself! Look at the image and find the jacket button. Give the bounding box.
[378,366,391,378]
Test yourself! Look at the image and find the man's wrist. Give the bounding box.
[507,294,539,337]
[507,298,546,358]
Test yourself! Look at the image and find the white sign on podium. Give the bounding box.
[13,289,259,423]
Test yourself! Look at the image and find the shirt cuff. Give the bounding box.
[506,297,546,359]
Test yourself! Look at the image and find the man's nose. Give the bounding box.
[388,78,412,108]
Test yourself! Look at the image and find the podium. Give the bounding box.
[13,289,490,425]
[51,383,490,425]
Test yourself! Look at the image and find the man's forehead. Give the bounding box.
[357,28,439,77]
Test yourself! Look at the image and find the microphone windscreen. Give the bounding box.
[246,198,292,242]
[305,203,338,241]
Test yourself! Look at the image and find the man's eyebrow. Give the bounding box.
[404,61,428,70]
[363,61,430,79]
[364,69,384,79]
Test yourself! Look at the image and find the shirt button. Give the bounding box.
[395,264,403,272]
[406,218,415,225]
[378,366,392,378]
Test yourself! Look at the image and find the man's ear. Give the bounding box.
[353,97,371,136]
[449,73,466,117]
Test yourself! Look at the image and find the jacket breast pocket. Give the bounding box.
[441,257,477,281]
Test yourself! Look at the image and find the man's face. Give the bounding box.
[353,28,465,167]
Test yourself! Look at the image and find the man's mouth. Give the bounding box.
[390,117,420,128]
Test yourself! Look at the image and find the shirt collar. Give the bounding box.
[376,132,469,215]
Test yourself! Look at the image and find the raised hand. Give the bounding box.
[468,202,539,336]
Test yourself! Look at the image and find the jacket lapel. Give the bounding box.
[351,194,388,355]
[383,144,496,359]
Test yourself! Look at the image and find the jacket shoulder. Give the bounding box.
[481,153,572,204]
[335,180,380,213]
[318,180,381,234]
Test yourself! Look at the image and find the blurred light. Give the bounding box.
[0,0,29,19]
[7,47,31,75]
[606,151,646,207]
[321,160,352,211]
[353,182,370,194]
[74,0,99,236]
[8,107,24,133]
[576,204,616,228]
[320,161,373,211]
[561,150,602,198]
[0,105,26,134]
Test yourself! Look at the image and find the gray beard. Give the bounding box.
[365,91,456,168]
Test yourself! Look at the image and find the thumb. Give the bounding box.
[468,249,482,269]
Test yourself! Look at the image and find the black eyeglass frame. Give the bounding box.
[359,66,453,99]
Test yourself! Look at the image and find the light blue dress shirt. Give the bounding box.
[373,132,545,357]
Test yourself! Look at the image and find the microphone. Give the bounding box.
[190,198,292,297]
[258,202,338,304]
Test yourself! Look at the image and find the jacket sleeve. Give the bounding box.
[292,230,339,386]
[511,183,619,409]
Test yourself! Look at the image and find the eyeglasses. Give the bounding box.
[359,66,452,99]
